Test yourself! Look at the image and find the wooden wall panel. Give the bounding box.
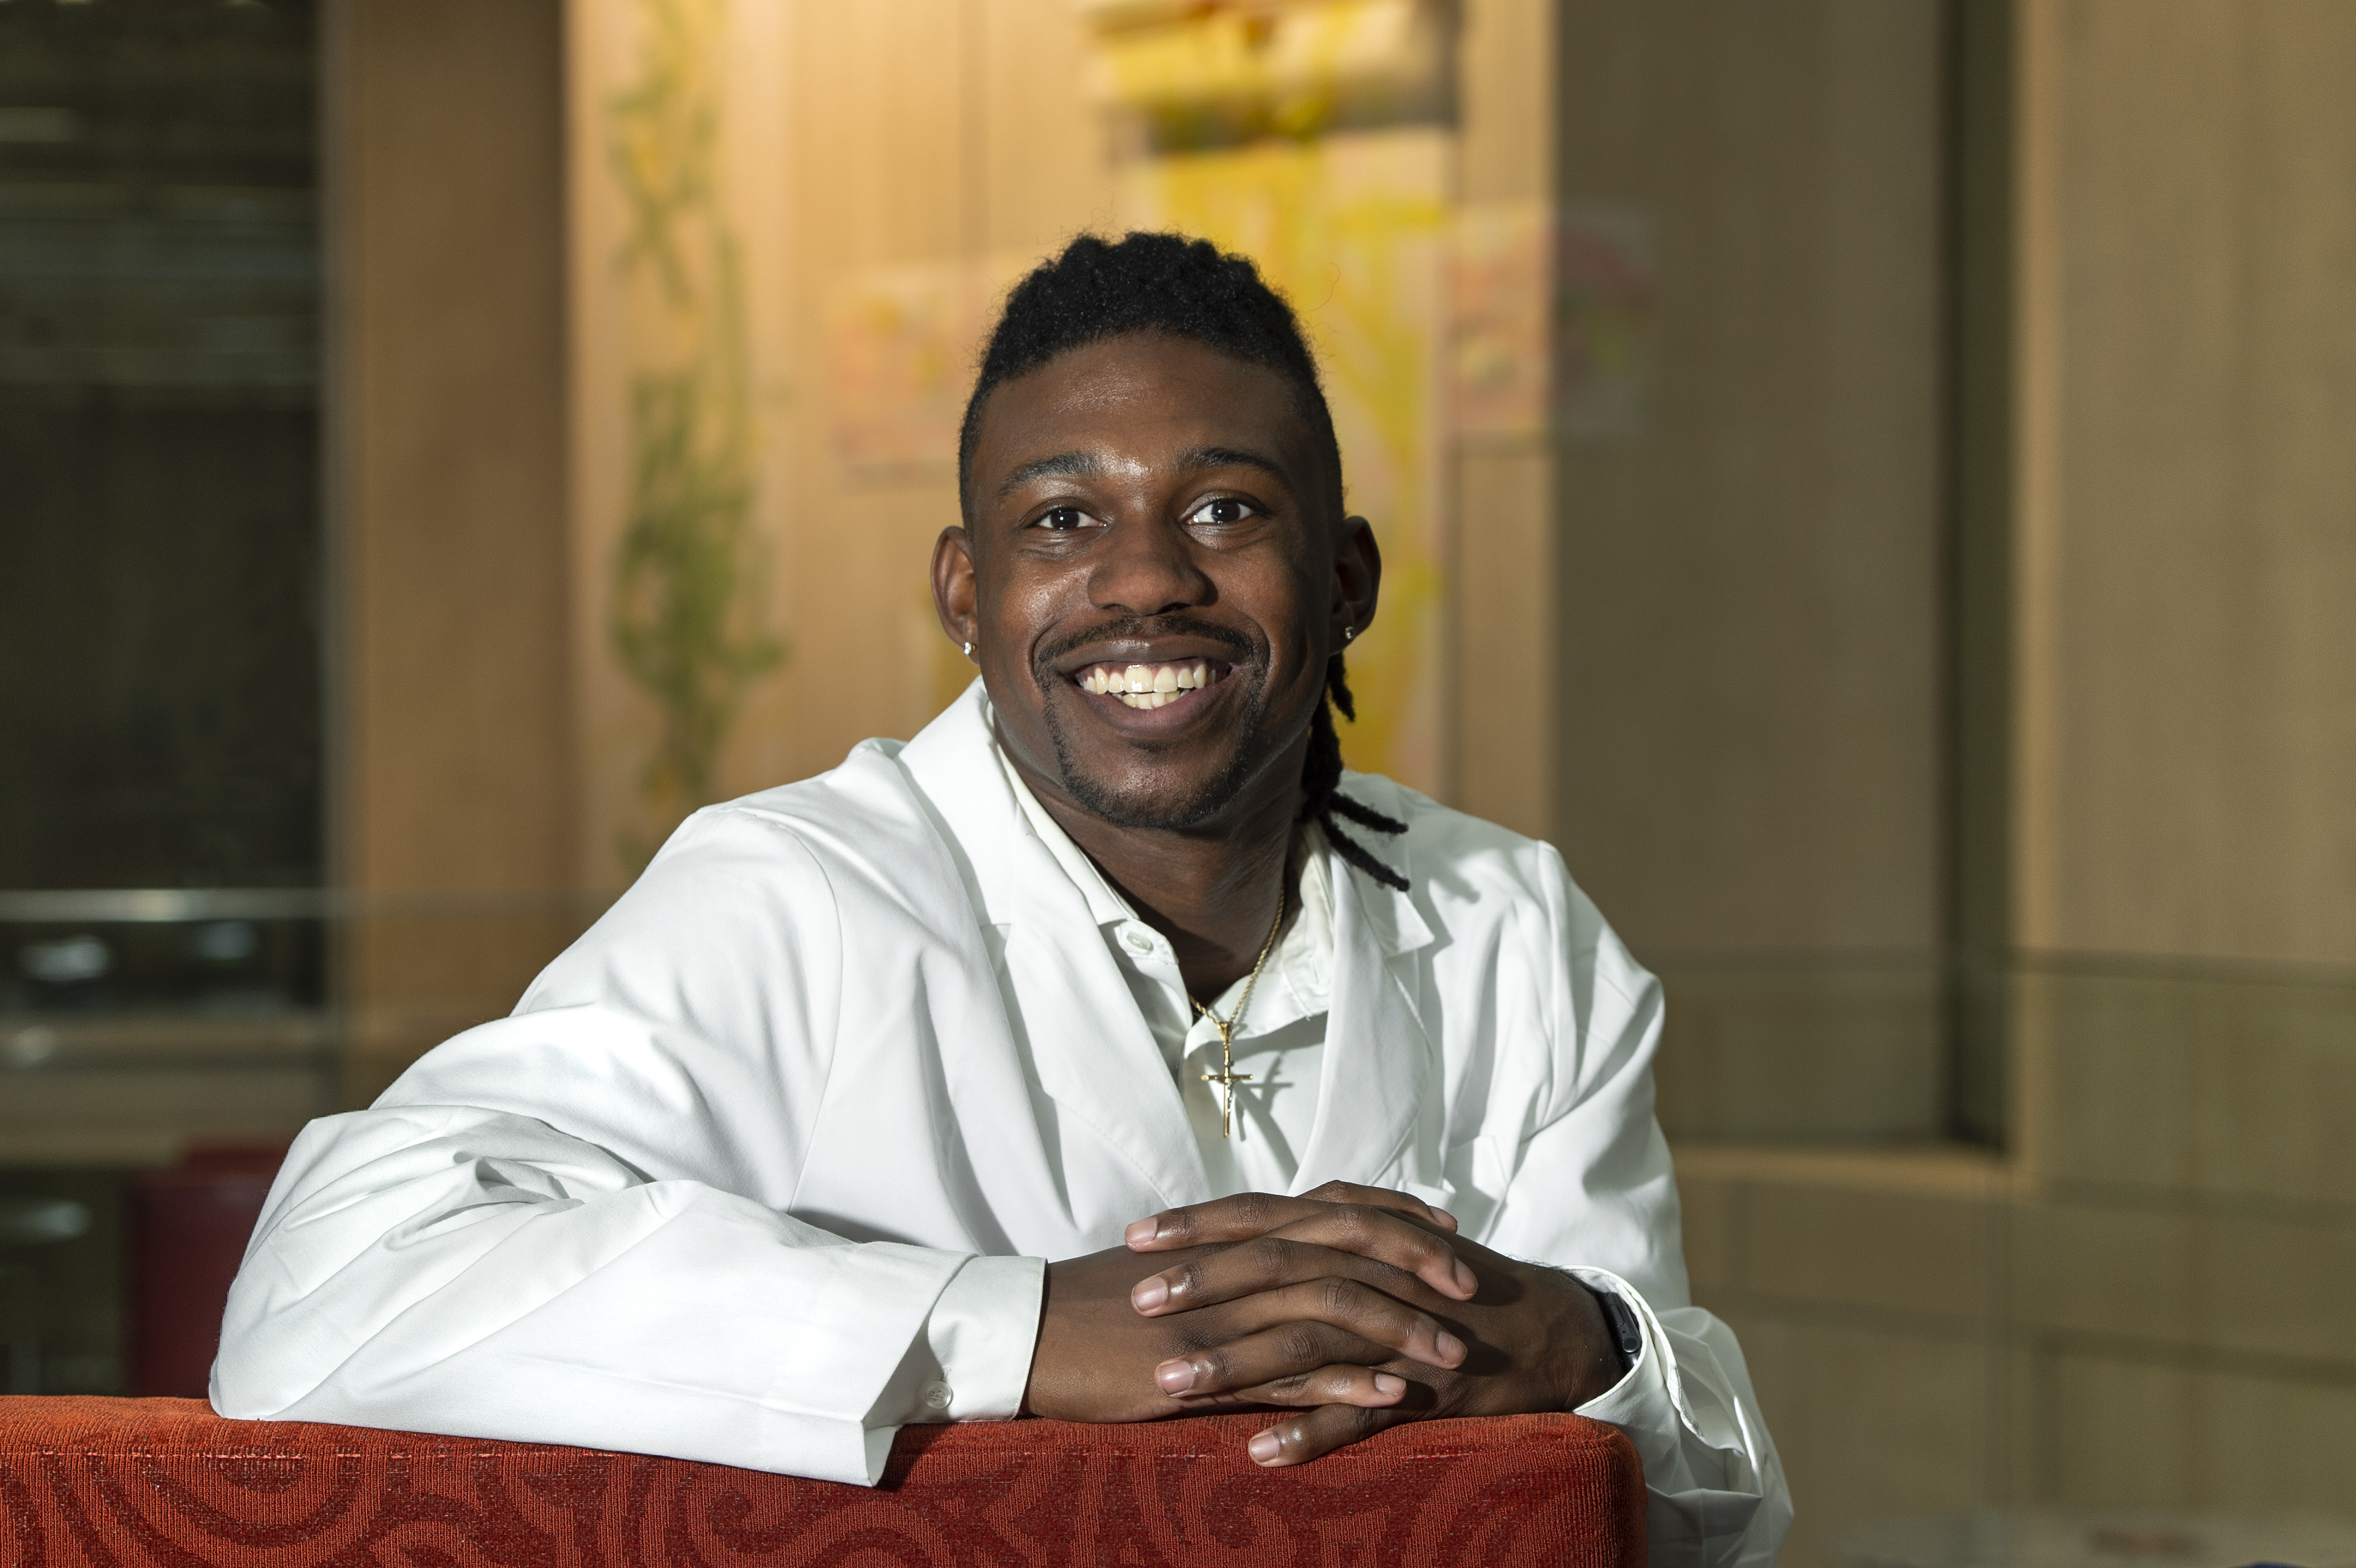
[2017,0,2356,966]
[1453,0,1557,841]
[332,0,572,898]
[328,0,574,1095]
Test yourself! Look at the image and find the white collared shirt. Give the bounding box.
[216,682,1790,1568]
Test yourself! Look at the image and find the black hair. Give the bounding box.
[963,231,1407,891]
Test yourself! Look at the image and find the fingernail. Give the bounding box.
[1453,1260,1479,1296]
[1131,1277,1170,1312]
[1432,1207,1460,1231]
[1373,1373,1406,1396]
[1435,1330,1466,1365]
[1156,1358,1198,1394]
[1248,1432,1283,1463]
[1124,1219,1158,1248]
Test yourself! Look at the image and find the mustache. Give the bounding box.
[1031,615,1257,677]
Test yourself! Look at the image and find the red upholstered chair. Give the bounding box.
[1,1395,1645,1566]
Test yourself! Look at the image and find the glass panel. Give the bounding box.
[0,0,323,900]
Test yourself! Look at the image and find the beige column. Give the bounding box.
[2008,0,2356,1248]
[1452,0,1558,840]
[2012,0,2356,970]
[326,0,578,1102]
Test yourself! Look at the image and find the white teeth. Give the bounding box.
[1078,660,1221,707]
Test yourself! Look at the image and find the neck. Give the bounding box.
[1014,745,1304,1000]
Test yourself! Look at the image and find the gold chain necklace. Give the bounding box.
[1189,895,1288,1140]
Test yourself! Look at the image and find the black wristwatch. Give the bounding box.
[1593,1288,1644,1379]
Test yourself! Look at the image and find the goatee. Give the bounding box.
[1031,616,1270,831]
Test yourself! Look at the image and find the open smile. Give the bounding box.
[1072,659,1235,711]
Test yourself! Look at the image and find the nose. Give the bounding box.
[1090,513,1215,616]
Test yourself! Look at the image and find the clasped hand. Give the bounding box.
[1021,1181,1625,1466]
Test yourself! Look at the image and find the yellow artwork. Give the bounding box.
[1451,199,1550,440]
[1448,202,1656,443]
[1086,0,1449,150]
[824,255,1035,476]
[822,262,973,474]
[1121,128,1449,795]
[1556,205,1654,440]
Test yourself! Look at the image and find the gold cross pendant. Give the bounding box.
[1200,1024,1254,1139]
[1187,897,1285,1140]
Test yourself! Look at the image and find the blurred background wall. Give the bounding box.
[3,1,2353,1561]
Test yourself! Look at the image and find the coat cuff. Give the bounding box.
[927,1254,1046,1420]
[865,1254,1045,1432]
[1565,1266,1683,1466]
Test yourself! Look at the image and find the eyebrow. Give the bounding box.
[1177,445,1291,483]
[993,443,1295,498]
[995,451,1103,495]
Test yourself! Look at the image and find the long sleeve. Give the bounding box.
[1478,846,1794,1568]
[212,802,1043,1485]
[211,1103,1027,1483]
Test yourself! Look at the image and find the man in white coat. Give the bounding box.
[216,232,1791,1566]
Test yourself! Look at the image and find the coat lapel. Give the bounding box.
[1289,831,1439,1194]
[899,685,1211,1216]
[996,846,1212,1212]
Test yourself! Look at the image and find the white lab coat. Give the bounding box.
[215,684,1791,1567]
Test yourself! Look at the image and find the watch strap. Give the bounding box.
[1594,1287,1644,1377]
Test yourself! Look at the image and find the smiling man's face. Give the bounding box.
[935,331,1379,833]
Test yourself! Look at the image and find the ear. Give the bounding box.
[932,526,981,656]
[1331,513,1382,650]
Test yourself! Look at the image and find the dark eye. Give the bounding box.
[1038,505,1091,532]
[1188,497,1254,527]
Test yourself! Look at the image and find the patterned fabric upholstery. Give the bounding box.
[0,1396,1645,1566]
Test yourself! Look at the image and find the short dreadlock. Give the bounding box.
[961,231,1407,891]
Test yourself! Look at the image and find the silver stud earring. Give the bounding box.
[962,641,974,659]
[1342,625,1356,644]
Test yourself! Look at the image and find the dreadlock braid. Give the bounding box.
[1300,656,1410,891]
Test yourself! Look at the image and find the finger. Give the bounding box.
[1225,1280,1467,1370]
[1261,1207,1479,1300]
[1152,1283,1466,1394]
[1125,1188,1457,1253]
[1247,1403,1408,1467]
[1301,1181,1460,1233]
[1170,1363,1409,1411]
[1131,1232,1472,1319]
[1152,1319,1391,1399]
